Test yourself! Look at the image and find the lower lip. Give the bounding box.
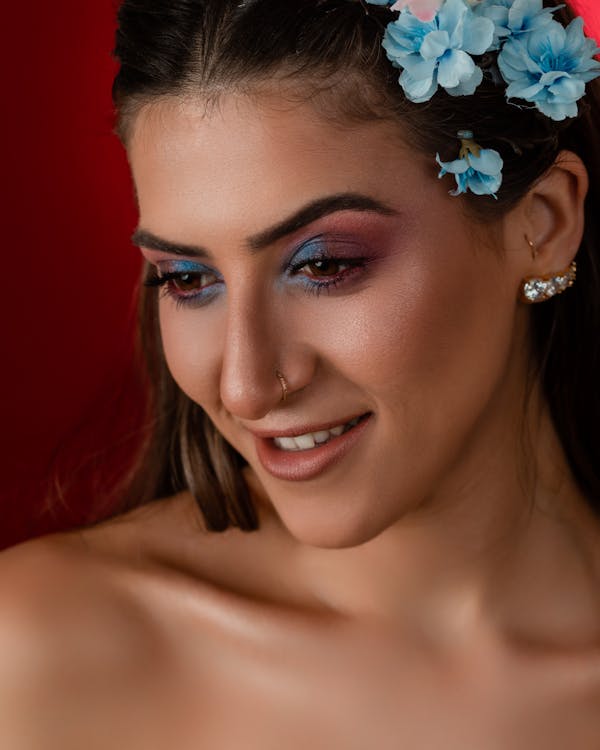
[254,414,373,482]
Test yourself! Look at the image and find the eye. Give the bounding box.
[302,259,352,278]
[170,271,219,293]
[285,237,372,296]
[288,255,368,297]
[144,265,223,309]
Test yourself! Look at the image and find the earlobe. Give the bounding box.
[513,150,589,275]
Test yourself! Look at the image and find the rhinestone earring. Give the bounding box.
[520,262,577,304]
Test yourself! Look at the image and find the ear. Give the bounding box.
[502,150,589,276]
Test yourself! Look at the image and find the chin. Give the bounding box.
[271,490,405,550]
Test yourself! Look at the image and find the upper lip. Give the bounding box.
[246,412,370,440]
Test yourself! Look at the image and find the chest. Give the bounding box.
[163,615,600,750]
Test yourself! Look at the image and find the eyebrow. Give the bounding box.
[131,193,398,259]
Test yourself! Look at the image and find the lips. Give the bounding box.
[253,412,373,482]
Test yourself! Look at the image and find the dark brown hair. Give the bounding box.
[112,0,600,530]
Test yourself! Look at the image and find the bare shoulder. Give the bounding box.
[0,494,207,664]
[0,529,156,640]
[0,493,300,748]
[0,513,192,749]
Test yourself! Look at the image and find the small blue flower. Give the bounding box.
[498,17,600,120]
[436,136,504,198]
[382,0,495,102]
[474,0,557,51]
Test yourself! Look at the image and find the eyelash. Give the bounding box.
[144,270,221,310]
[144,254,369,309]
[288,255,367,296]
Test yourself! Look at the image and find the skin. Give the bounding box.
[0,92,599,748]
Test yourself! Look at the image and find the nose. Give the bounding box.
[219,291,315,420]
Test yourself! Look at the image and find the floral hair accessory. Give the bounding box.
[436,131,504,198]
[498,16,600,120]
[380,0,496,102]
[473,0,557,51]
[366,0,600,196]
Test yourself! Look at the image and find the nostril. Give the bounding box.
[219,369,286,422]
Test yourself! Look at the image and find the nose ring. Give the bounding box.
[275,370,289,403]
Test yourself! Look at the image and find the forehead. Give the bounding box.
[127,93,435,242]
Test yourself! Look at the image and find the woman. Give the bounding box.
[1,0,599,746]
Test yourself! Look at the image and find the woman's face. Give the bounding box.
[129,93,529,549]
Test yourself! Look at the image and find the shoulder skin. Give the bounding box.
[0,535,180,750]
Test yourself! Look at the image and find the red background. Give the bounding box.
[0,2,598,551]
[0,2,142,550]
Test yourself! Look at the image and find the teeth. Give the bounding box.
[276,437,299,451]
[272,416,364,452]
[294,434,316,450]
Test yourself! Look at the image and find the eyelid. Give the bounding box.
[284,235,368,270]
[155,259,219,275]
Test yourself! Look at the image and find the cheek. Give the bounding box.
[313,246,517,422]
[158,305,224,403]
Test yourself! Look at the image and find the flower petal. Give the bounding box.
[420,29,451,60]
[468,148,504,176]
[400,53,438,78]
[526,22,565,62]
[437,49,475,89]
[446,64,483,96]
[461,15,495,56]
[535,99,578,119]
[436,154,470,174]
[390,0,444,22]
[546,76,586,102]
[467,170,502,198]
[505,78,543,100]
[437,0,470,34]
[399,65,439,101]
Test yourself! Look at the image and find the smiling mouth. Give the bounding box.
[254,412,374,482]
[271,413,371,452]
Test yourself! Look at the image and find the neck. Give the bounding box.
[254,387,599,650]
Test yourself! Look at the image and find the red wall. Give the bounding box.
[0,2,598,551]
[572,1,600,39]
[0,2,142,549]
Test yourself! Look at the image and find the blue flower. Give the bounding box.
[473,0,557,51]
[498,17,600,120]
[436,139,504,198]
[381,0,495,102]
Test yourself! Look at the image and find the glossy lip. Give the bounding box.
[254,412,373,482]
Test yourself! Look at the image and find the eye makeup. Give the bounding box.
[284,235,375,297]
[279,208,407,296]
[280,209,407,273]
[144,260,223,309]
[142,210,406,308]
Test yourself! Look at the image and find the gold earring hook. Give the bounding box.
[525,234,537,260]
